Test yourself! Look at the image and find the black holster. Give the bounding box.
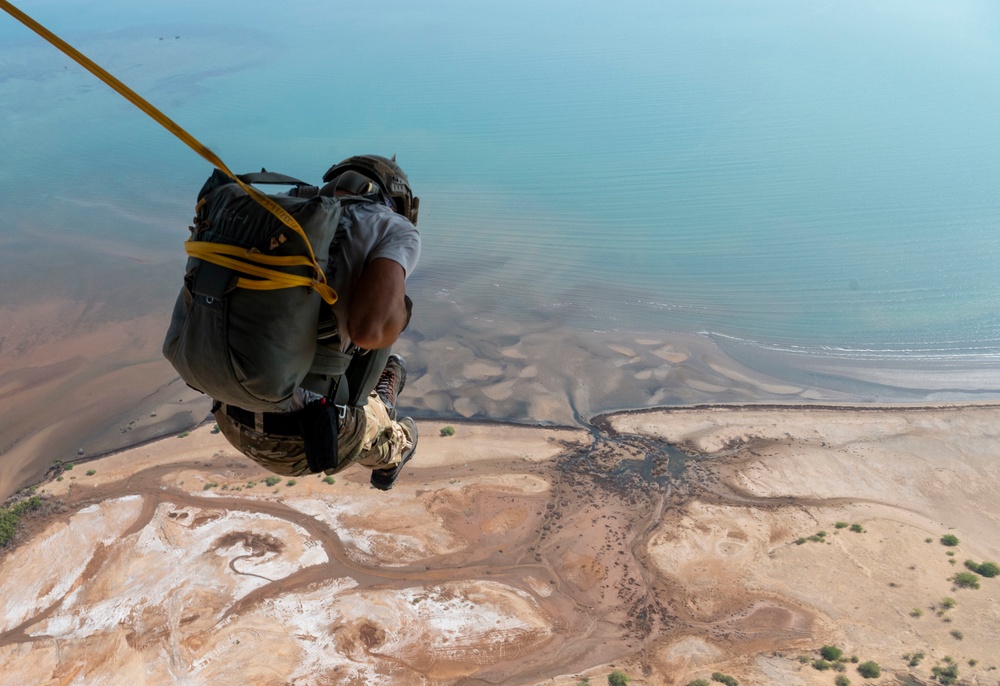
[297,402,340,473]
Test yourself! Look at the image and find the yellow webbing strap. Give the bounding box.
[0,0,337,305]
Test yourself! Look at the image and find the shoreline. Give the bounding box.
[8,397,1000,504]
[4,297,1000,500]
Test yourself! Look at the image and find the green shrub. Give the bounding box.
[821,646,844,661]
[850,524,864,533]
[0,509,21,547]
[286,479,297,487]
[323,475,335,484]
[607,670,631,686]
[906,651,925,667]
[949,629,963,640]
[910,608,923,617]
[688,681,710,686]
[857,661,880,679]
[11,496,42,516]
[264,476,282,487]
[941,596,956,609]
[965,560,999,577]
[86,469,96,476]
[835,521,849,529]
[64,463,74,470]
[951,572,980,589]
[813,660,831,671]
[440,425,456,437]
[940,534,959,546]
[577,679,591,686]
[177,432,190,438]
[932,662,959,685]
[795,538,807,545]
[211,423,220,434]
[711,673,738,686]
[835,676,850,686]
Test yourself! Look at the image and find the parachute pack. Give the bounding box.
[162,169,344,414]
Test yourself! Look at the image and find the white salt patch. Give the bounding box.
[28,502,328,639]
[0,496,143,632]
[288,497,461,566]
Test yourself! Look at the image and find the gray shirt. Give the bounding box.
[325,200,421,352]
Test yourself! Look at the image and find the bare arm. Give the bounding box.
[346,257,409,350]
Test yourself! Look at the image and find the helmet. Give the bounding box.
[322,154,419,226]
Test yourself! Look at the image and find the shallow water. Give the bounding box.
[3,0,1000,382]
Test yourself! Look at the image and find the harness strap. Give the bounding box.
[226,405,302,436]
[0,0,336,305]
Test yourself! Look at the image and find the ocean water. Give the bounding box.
[3,0,1000,379]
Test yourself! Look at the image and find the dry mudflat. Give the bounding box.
[2,404,999,685]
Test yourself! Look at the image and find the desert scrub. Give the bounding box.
[607,670,631,686]
[835,521,849,529]
[323,475,335,484]
[688,681,710,686]
[951,571,980,589]
[711,673,738,686]
[940,534,959,546]
[86,469,96,476]
[932,662,959,685]
[850,523,864,533]
[177,431,190,438]
[264,476,282,487]
[910,608,923,617]
[835,677,850,686]
[964,560,1000,577]
[904,651,925,667]
[812,660,831,671]
[857,661,880,679]
[286,479,297,487]
[821,646,844,661]
[440,425,456,437]
[0,496,44,547]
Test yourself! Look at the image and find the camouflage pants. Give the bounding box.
[214,391,413,477]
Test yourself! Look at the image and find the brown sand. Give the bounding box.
[2,403,999,685]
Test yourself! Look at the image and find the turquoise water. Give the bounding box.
[3,0,1000,370]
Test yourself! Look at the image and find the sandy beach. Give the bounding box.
[2,398,999,685]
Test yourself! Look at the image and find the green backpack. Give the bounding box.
[162,169,343,413]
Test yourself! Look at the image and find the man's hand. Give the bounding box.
[347,257,409,350]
